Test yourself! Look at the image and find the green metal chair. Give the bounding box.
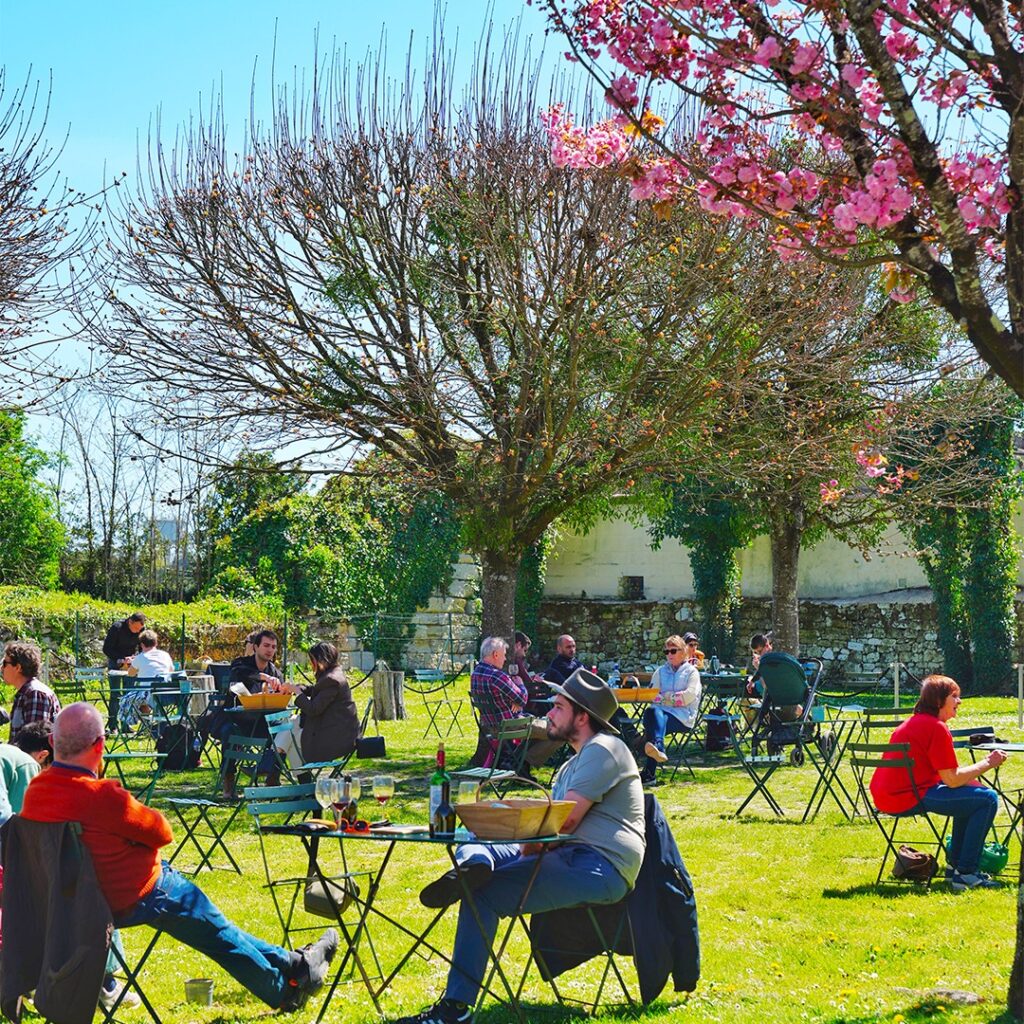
[849,741,947,885]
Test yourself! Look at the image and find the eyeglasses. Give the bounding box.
[664,648,681,654]
[687,641,699,646]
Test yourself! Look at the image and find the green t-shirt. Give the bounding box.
[0,743,40,827]
[552,731,646,885]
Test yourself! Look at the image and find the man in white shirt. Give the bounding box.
[126,630,175,681]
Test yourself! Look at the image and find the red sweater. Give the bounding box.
[20,764,173,915]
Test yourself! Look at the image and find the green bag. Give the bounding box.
[944,836,1009,875]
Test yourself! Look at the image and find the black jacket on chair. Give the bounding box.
[0,817,112,1024]
[529,793,700,1005]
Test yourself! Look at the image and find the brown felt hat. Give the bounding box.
[547,668,619,734]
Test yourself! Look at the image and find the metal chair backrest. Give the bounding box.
[862,706,916,738]
[244,781,321,823]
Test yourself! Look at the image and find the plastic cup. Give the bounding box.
[184,978,214,1005]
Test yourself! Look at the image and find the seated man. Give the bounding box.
[20,703,338,1012]
[126,630,176,682]
[401,671,645,1024]
[4,641,61,743]
[470,637,559,770]
[543,634,582,687]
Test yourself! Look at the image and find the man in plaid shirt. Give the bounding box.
[470,636,530,729]
[4,641,61,742]
[470,637,561,770]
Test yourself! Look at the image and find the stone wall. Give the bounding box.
[538,591,1024,686]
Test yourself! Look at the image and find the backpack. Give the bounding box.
[704,705,731,751]
[156,723,201,771]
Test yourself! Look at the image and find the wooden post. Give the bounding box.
[373,660,395,720]
[893,659,900,706]
[391,670,406,720]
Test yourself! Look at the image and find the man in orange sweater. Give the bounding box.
[20,702,337,1012]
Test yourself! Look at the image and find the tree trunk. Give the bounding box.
[769,503,803,656]
[1009,805,1024,1019]
[479,549,520,644]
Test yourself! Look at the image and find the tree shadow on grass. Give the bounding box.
[821,996,1014,1023]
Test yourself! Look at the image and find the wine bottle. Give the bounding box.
[428,742,450,833]
[342,774,358,825]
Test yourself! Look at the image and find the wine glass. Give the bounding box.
[347,777,362,803]
[329,777,348,826]
[315,777,333,814]
[372,775,395,819]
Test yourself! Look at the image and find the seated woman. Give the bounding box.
[272,642,362,770]
[869,674,1006,891]
[640,634,701,784]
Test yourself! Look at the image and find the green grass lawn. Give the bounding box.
[30,692,1024,1023]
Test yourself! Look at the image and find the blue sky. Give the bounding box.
[0,1,553,195]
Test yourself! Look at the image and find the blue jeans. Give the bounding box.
[115,863,296,1007]
[446,843,627,1006]
[917,783,1000,875]
[642,706,691,774]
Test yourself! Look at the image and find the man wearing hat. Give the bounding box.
[398,669,645,1024]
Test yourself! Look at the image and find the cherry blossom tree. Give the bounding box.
[541,0,1024,397]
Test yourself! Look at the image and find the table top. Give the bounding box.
[973,742,1024,752]
[261,823,568,845]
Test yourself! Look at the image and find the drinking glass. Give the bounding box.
[347,777,362,803]
[457,781,479,804]
[315,777,333,813]
[329,777,348,826]
[372,775,395,816]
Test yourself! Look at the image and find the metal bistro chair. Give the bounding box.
[849,741,948,886]
[453,711,534,796]
[0,817,163,1024]
[244,783,377,961]
[410,667,465,740]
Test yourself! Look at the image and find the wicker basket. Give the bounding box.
[237,692,292,711]
[614,687,659,702]
[454,778,574,841]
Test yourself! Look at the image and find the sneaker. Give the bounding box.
[419,861,493,909]
[98,980,142,1011]
[949,870,1002,892]
[644,742,668,765]
[391,998,472,1023]
[639,770,659,787]
[280,927,339,1010]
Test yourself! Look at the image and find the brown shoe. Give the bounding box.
[221,770,238,799]
[644,742,669,764]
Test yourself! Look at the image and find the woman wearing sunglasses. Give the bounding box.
[640,635,702,785]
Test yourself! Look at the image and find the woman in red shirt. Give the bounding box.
[869,675,1006,891]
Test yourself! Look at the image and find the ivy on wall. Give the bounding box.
[649,482,760,662]
[904,401,1022,692]
[515,533,549,648]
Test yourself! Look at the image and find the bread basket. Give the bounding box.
[454,777,574,841]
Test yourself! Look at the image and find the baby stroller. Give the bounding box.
[749,653,828,766]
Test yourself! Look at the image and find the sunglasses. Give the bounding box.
[664,647,681,654]
[336,818,371,834]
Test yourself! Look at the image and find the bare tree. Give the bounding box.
[0,69,111,404]
[89,35,783,636]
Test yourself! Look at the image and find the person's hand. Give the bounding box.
[520,841,543,856]
[987,749,1008,769]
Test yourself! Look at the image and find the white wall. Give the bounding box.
[544,506,1024,601]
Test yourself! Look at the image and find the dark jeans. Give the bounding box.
[642,706,691,774]
[917,783,1000,875]
[115,863,296,1007]
[446,844,627,1006]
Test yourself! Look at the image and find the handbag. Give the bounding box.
[303,875,360,919]
[356,735,386,758]
[892,844,938,882]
